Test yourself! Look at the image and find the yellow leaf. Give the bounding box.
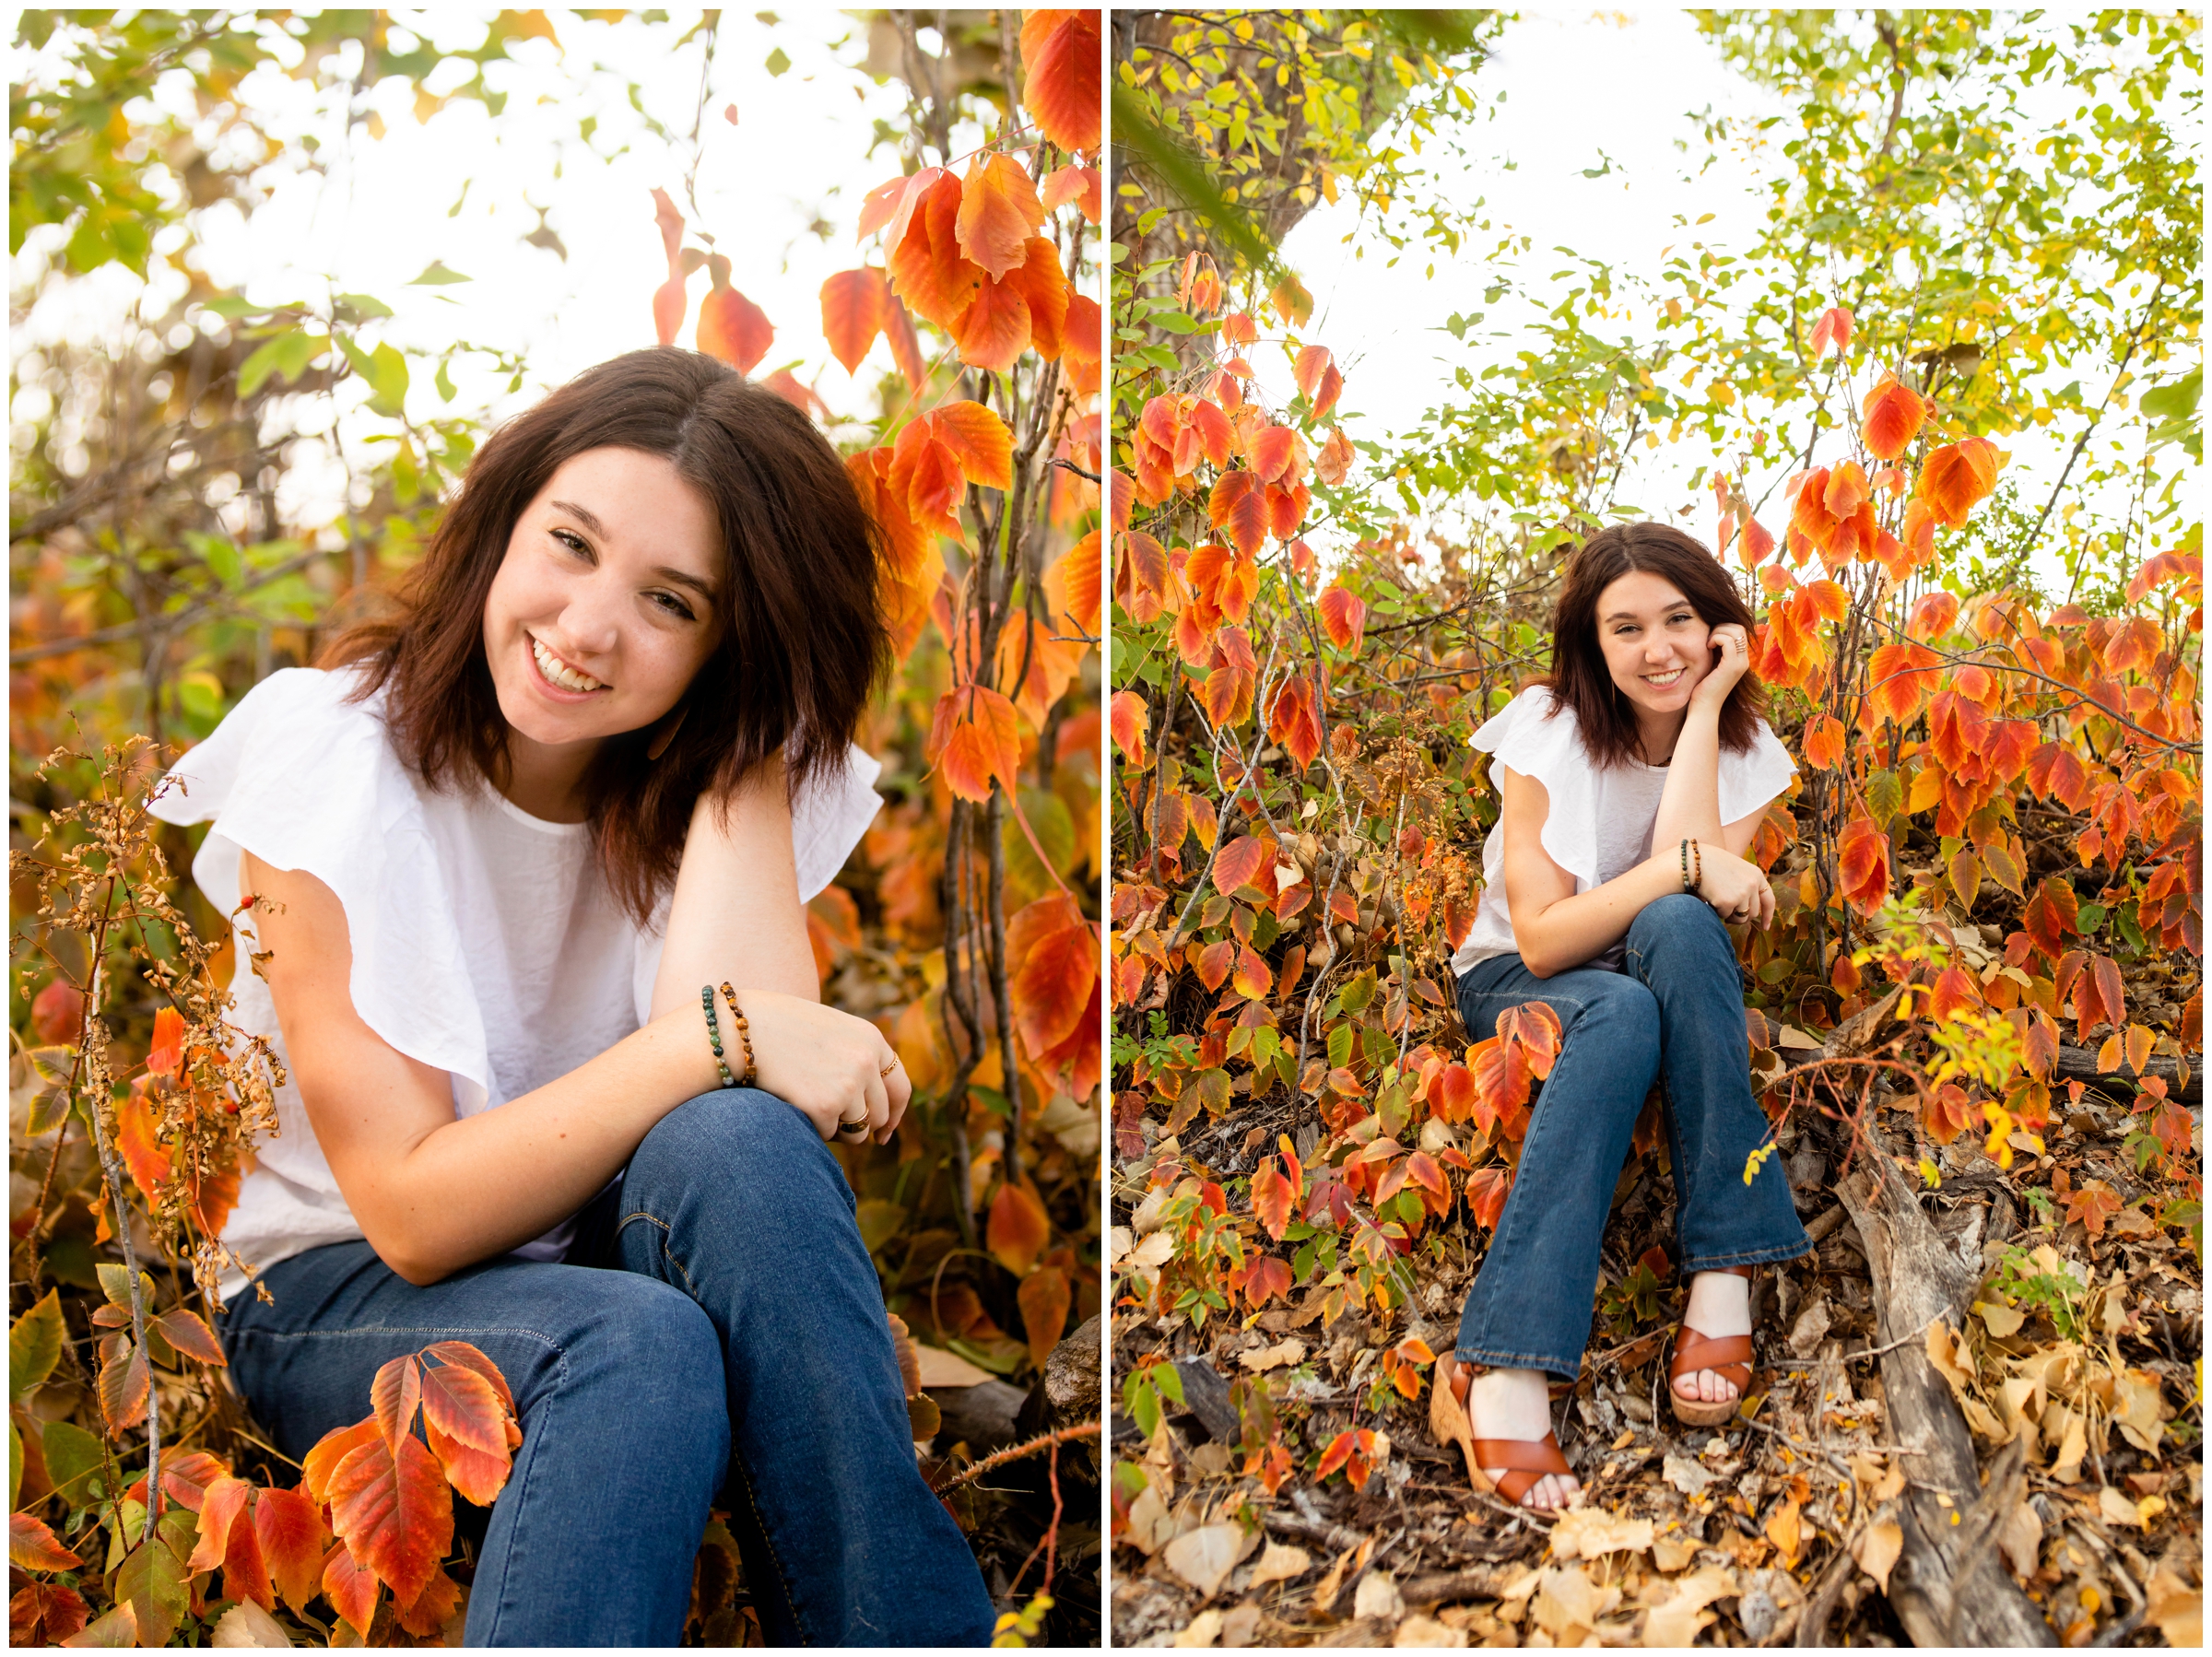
[1852,1519,1902,1592]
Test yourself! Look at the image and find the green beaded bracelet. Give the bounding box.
[700,985,736,1089]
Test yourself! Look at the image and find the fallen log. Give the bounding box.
[1833,1134,2055,1646]
[2050,1042,2199,1103]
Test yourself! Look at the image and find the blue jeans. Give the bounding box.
[218,1089,995,1647]
[1453,894,1809,1381]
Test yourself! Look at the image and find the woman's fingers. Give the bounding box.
[879,1052,912,1142]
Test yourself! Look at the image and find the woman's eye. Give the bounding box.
[650,592,697,621]
[551,529,591,558]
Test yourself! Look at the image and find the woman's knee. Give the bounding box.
[629,1088,854,1221]
[551,1275,729,1452]
[1566,972,1659,1047]
[1631,891,1732,955]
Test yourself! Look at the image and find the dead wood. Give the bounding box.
[2050,1042,2200,1102]
[1835,1137,2057,1646]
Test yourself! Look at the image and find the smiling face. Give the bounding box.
[1594,568,1715,723]
[480,445,723,789]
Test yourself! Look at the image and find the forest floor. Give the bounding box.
[1109,1073,2202,1648]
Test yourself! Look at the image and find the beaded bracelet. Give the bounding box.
[700,985,736,1089]
[1691,839,1703,890]
[1679,838,1694,893]
[718,982,758,1088]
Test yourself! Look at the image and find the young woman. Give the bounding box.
[151,348,997,1645]
[1427,522,1812,1514]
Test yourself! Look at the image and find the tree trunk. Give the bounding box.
[1834,1137,2056,1646]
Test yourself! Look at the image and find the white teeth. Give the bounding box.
[1643,668,1685,685]
[531,636,606,692]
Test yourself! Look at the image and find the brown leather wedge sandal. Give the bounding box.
[1430,1353,1577,1512]
[1668,1263,1757,1428]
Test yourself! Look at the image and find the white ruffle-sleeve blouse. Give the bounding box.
[1450,686,1795,978]
[147,666,884,1298]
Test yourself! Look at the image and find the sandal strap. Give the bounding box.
[1471,1433,1571,1505]
[1671,1326,1754,1388]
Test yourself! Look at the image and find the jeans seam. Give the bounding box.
[615,1202,806,1640]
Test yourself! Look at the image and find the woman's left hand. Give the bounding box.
[1690,623,1752,710]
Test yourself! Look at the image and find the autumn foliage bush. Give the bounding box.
[12,10,1103,1646]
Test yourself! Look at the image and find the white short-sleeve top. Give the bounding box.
[147,666,884,1298]
[1450,686,1795,978]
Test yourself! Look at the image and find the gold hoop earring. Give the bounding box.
[646,704,688,762]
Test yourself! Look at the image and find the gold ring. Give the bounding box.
[880,1059,899,1077]
[837,1115,870,1135]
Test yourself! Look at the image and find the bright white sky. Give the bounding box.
[11,10,1011,525]
[1255,9,2160,594]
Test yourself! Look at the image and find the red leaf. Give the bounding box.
[1194,938,1234,993]
[987,1181,1051,1275]
[1318,585,1366,652]
[1242,1256,1293,1310]
[186,1475,252,1574]
[9,1582,88,1644]
[1861,374,1928,460]
[1465,1166,1514,1230]
[1018,10,1102,153]
[98,1334,149,1433]
[1232,944,1274,1001]
[1109,689,1150,766]
[151,1308,226,1366]
[1212,837,1268,897]
[394,1566,463,1640]
[253,1485,329,1616]
[371,1355,423,1452]
[9,1512,81,1573]
[1040,163,1101,222]
[1837,814,1891,913]
[1007,890,1100,1058]
[933,686,1023,803]
[418,1342,516,1416]
[821,266,892,375]
[1494,1002,1562,1079]
[953,153,1044,283]
[1265,673,1323,772]
[1809,304,1853,357]
[695,259,773,374]
[1802,712,1844,770]
[302,1418,382,1509]
[1916,437,2005,526]
[326,1428,454,1605]
[1208,470,1269,557]
[321,1540,382,1639]
[147,1006,186,1075]
[1017,1266,1072,1369]
[1251,1157,1298,1240]
[29,979,84,1044]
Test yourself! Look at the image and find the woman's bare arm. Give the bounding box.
[1649,701,1727,852]
[1498,768,1774,977]
[243,835,904,1286]
[650,757,821,1018]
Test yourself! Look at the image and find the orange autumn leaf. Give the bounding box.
[887,170,982,328]
[1208,470,1268,558]
[1017,1265,1072,1369]
[326,1428,453,1606]
[1018,10,1101,153]
[252,1485,329,1616]
[987,1180,1050,1275]
[953,152,1044,283]
[1866,640,1941,723]
[1109,688,1150,766]
[931,686,1023,803]
[1007,889,1099,1061]
[1861,374,1928,460]
[147,1005,186,1075]
[116,1086,170,1201]
[1265,672,1323,772]
[1041,163,1101,222]
[1054,529,1101,636]
[9,1512,82,1573]
[322,1539,382,1638]
[1250,1155,1299,1240]
[820,266,924,391]
[1315,426,1355,486]
[1802,711,1845,770]
[695,255,773,375]
[1318,584,1366,652]
[1809,303,1853,357]
[1292,344,1343,417]
[1916,436,2006,526]
[1837,813,1891,913]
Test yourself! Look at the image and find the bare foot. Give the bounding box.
[1674,1270,1753,1406]
[1465,1366,1582,1511]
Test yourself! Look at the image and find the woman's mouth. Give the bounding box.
[1641,666,1688,688]
[528,633,610,696]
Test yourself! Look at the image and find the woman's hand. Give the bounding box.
[1689,622,1752,711]
[727,988,912,1146]
[1694,841,1774,929]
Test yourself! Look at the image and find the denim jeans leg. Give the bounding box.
[613,1088,997,1649]
[218,1243,727,1645]
[1453,956,1661,1381]
[1624,893,1811,1271]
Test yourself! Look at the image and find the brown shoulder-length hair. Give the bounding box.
[1541,521,1766,770]
[324,347,888,924]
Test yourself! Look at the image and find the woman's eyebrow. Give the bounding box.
[548,499,607,537]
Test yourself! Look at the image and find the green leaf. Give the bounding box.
[9,1289,65,1405]
[333,290,394,320]
[40,1418,105,1506]
[96,1263,152,1310]
[765,45,790,75]
[854,1198,908,1254]
[435,357,458,403]
[236,326,321,397]
[406,260,473,285]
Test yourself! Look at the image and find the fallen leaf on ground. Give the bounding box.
[1171,1607,1223,1647]
[1852,1518,1901,1592]
[1394,1613,1466,1647]
[1246,1541,1310,1589]
[1531,1564,1620,1641]
[1641,1565,1735,1648]
[1663,1453,1716,1498]
[1651,1534,1699,1572]
[914,1346,994,1388]
[2146,1560,2201,1647]
[1355,1569,1406,1621]
[1239,1339,1307,1372]
[1549,1506,1654,1561]
[1997,1499,2041,1579]
[1163,1522,1250,1599]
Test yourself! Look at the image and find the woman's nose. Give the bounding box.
[560,584,623,659]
